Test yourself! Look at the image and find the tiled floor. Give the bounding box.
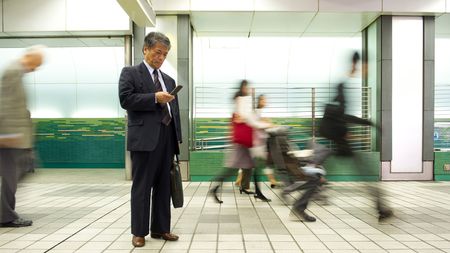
[2,169,450,252]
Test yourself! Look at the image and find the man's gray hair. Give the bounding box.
[143,32,171,50]
[24,44,46,56]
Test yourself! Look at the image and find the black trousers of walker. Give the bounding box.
[130,122,176,237]
[0,148,22,223]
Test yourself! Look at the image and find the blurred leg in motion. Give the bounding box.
[210,167,238,204]
[253,158,271,202]
[234,169,242,187]
[0,148,32,227]
[291,175,321,222]
[353,153,393,221]
[240,169,253,194]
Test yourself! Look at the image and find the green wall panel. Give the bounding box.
[189,151,380,182]
[34,119,125,168]
[434,152,450,181]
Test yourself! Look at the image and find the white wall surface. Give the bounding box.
[391,16,423,173]
[0,45,125,118]
[194,35,362,118]
[2,0,131,35]
[4,0,66,33]
[66,0,130,31]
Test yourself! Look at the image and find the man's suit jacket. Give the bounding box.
[0,60,32,149]
[119,62,182,153]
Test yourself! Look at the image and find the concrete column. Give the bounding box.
[377,16,434,180]
[124,34,133,180]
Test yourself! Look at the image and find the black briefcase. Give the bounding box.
[170,155,184,208]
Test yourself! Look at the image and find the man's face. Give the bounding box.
[23,54,43,72]
[144,42,169,69]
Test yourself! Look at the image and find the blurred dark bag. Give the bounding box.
[231,113,253,148]
[319,103,347,140]
[170,155,184,208]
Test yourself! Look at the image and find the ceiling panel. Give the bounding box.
[0,39,28,48]
[20,38,86,47]
[78,38,125,47]
[191,11,382,36]
[305,12,379,33]
[152,0,189,12]
[383,0,445,13]
[436,13,450,36]
[319,0,381,12]
[250,12,315,33]
[191,0,253,11]
[254,0,317,11]
[191,12,253,33]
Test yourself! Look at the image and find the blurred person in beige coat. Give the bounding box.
[0,46,44,227]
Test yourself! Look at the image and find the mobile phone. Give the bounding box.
[170,85,183,95]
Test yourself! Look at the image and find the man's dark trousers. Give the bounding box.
[0,148,21,223]
[130,121,176,237]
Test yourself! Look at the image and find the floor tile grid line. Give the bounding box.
[0,187,123,250]
[14,183,128,240]
[326,184,380,218]
[322,183,441,251]
[235,182,277,252]
[385,181,450,208]
[381,184,450,236]
[0,182,67,236]
[98,180,194,252]
[43,204,128,252]
[162,181,202,252]
[266,183,349,252]
[185,182,215,252]
[220,182,244,252]
[383,182,450,218]
[16,183,80,209]
[325,185,413,229]
[230,182,276,253]
[380,182,450,210]
[310,184,432,252]
[352,182,450,235]
[311,194,410,252]
[17,183,121,212]
[88,206,130,253]
[38,188,131,251]
[50,185,129,224]
[253,182,326,252]
[40,189,130,252]
[288,182,407,248]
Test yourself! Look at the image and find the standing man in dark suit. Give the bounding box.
[119,32,182,247]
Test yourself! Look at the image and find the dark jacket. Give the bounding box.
[119,62,182,153]
[319,83,372,141]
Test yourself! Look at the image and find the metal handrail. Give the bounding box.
[193,86,372,151]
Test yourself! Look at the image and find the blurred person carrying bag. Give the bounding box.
[231,113,253,148]
[170,155,184,208]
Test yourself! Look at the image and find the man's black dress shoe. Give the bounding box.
[0,218,32,227]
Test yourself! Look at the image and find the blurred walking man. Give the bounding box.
[0,46,45,227]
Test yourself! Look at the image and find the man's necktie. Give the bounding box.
[153,69,171,126]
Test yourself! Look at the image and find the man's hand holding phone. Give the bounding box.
[156,92,174,104]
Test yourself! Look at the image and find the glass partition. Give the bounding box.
[0,37,125,118]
